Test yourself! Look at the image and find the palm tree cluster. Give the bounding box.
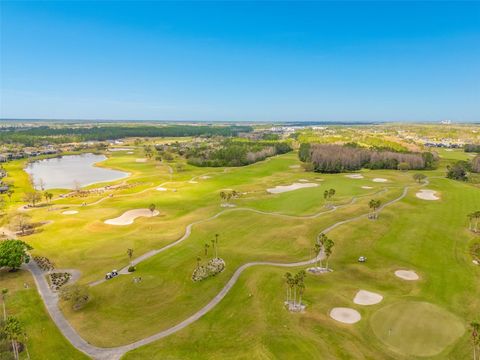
[311,233,335,271]
[219,190,239,205]
[284,270,306,311]
[468,211,480,233]
[192,234,225,282]
[368,199,382,219]
[323,188,336,202]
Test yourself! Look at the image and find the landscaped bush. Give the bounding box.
[465,144,480,153]
[192,258,225,282]
[299,143,436,173]
[49,272,71,291]
[127,266,136,272]
[33,256,55,271]
[186,140,292,167]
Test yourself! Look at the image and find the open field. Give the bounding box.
[1,141,479,359]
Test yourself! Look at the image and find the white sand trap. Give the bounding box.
[445,149,453,152]
[109,148,132,152]
[353,290,383,305]
[416,189,439,201]
[372,178,388,183]
[330,307,361,324]
[104,209,159,225]
[127,151,134,154]
[199,175,211,180]
[267,182,318,194]
[395,270,419,281]
[135,158,147,163]
[346,174,364,179]
[289,165,301,169]
[298,179,310,182]
[156,187,167,191]
[220,203,236,208]
[189,180,198,184]
[361,186,373,189]
[62,210,78,215]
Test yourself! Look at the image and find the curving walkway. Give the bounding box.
[25,185,409,360]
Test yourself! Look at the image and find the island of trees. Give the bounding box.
[299,143,437,173]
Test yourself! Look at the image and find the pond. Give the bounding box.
[25,153,129,190]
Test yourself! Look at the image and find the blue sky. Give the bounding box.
[1,1,479,122]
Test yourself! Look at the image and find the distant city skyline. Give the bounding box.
[1,1,479,122]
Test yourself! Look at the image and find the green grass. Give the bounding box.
[0,270,88,360]
[2,141,479,359]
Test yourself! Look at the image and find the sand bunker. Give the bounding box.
[353,290,383,305]
[373,178,388,183]
[62,210,78,215]
[189,180,198,184]
[298,179,310,182]
[361,186,373,189]
[395,270,419,281]
[109,148,132,152]
[330,307,361,324]
[289,165,301,169]
[135,158,147,163]
[156,187,167,191]
[104,209,159,225]
[267,182,318,194]
[199,175,211,180]
[127,151,134,154]
[416,189,439,201]
[346,174,364,179]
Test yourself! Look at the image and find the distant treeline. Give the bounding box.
[299,143,437,173]
[465,144,480,153]
[0,125,253,146]
[187,140,292,167]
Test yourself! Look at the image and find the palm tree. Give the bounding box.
[316,233,328,268]
[214,233,219,258]
[369,199,381,219]
[4,316,23,360]
[219,191,226,204]
[324,238,335,270]
[472,321,480,360]
[148,203,156,215]
[6,189,14,201]
[126,248,134,264]
[204,243,210,257]
[284,272,292,303]
[196,256,201,269]
[328,188,336,198]
[293,270,306,308]
[323,190,329,201]
[1,288,8,320]
[314,243,322,268]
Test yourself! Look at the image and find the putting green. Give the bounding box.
[370,301,465,357]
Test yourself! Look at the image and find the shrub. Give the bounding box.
[127,266,136,272]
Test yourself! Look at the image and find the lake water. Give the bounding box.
[25,153,129,190]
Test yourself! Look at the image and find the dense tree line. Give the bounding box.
[299,143,436,173]
[465,144,480,153]
[187,140,292,167]
[0,125,253,146]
